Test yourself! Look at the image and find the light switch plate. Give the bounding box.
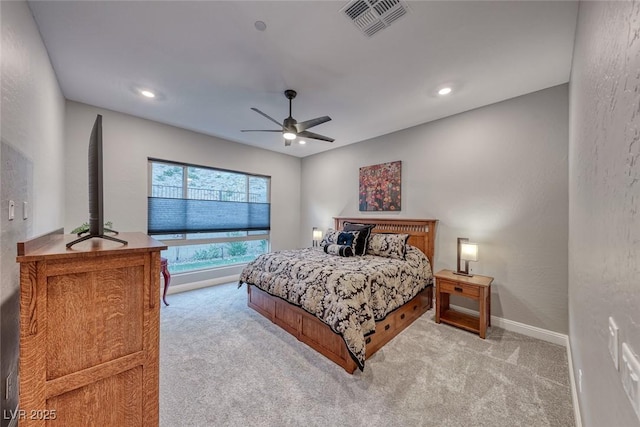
[609,317,619,370]
[621,343,640,421]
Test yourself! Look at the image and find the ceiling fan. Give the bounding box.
[242,90,335,146]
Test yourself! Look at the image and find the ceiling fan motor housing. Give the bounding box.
[284,89,297,100]
[283,116,297,131]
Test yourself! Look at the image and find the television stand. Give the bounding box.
[66,228,128,249]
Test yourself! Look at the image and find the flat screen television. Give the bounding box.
[66,114,127,248]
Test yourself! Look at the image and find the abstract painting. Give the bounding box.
[359,161,401,211]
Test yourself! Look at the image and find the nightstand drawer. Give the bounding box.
[439,279,480,298]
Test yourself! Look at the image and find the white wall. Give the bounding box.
[1,2,65,234]
[569,1,640,425]
[302,85,569,334]
[64,101,302,280]
[0,0,66,422]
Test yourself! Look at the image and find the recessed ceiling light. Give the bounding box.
[438,87,452,96]
[298,140,306,145]
[254,21,267,31]
[140,89,156,98]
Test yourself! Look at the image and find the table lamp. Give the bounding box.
[454,237,478,277]
[312,227,323,247]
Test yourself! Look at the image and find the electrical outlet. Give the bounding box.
[609,317,619,370]
[621,343,640,421]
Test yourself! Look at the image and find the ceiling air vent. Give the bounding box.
[341,0,411,38]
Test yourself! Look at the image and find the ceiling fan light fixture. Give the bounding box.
[140,89,156,98]
[283,131,297,140]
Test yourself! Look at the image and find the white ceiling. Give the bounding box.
[29,1,579,158]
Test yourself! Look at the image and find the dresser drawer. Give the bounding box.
[439,279,480,298]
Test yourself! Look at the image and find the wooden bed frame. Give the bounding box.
[247,217,438,373]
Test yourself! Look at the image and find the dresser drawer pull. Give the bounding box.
[366,337,371,344]
[454,286,463,292]
[400,313,406,320]
[384,324,390,331]
[413,304,418,311]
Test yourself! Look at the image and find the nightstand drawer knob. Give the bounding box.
[385,324,391,331]
[454,286,463,292]
[366,337,372,344]
[400,313,406,320]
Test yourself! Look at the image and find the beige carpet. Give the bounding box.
[159,283,574,427]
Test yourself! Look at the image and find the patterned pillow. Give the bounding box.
[323,244,354,257]
[366,233,410,260]
[342,222,376,256]
[320,229,359,251]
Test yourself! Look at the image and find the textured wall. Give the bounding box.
[0,1,66,424]
[302,85,569,334]
[569,1,640,425]
[64,101,302,282]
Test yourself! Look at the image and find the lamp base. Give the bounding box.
[453,271,474,277]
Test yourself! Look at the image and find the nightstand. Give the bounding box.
[434,269,494,338]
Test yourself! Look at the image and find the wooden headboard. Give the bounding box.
[334,217,438,267]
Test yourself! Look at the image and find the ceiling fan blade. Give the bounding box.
[251,108,283,128]
[295,116,331,132]
[241,129,282,132]
[298,130,335,143]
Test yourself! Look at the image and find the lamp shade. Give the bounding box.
[460,242,478,262]
[312,229,323,241]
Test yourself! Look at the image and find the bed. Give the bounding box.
[239,217,438,373]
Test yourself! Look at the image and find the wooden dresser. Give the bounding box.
[16,231,166,426]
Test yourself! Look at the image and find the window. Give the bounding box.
[148,160,270,274]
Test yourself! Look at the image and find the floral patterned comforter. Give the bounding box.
[239,245,432,370]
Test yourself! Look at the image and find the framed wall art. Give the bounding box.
[359,161,401,211]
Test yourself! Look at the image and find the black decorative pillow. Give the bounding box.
[320,229,359,251]
[324,244,354,257]
[366,233,410,260]
[342,222,376,256]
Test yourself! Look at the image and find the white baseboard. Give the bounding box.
[566,337,583,427]
[166,274,240,295]
[449,304,568,346]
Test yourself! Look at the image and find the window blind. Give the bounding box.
[147,197,270,235]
